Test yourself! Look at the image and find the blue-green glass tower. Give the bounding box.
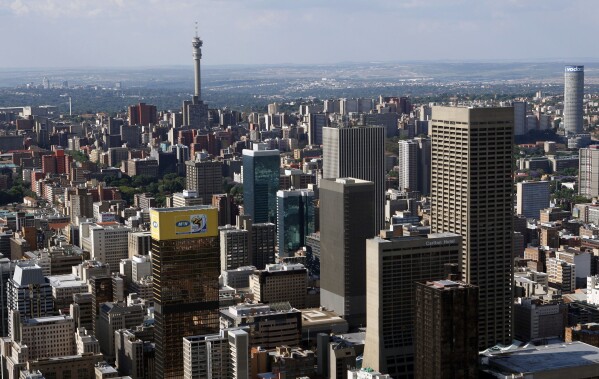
[276,189,315,257]
[242,145,280,224]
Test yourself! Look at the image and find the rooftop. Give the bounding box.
[24,315,73,325]
[301,308,345,326]
[483,342,599,374]
[13,263,45,286]
[151,205,215,213]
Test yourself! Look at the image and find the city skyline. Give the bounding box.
[0,0,598,68]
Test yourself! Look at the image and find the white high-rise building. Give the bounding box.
[183,328,249,379]
[80,223,131,273]
[579,145,599,198]
[397,140,418,192]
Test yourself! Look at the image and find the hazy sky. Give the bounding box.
[0,0,597,68]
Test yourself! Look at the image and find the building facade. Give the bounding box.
[276,189,315,257]
[242,146,280,224]
[184,160,223,204]
[414,280,478,379]
[151,207,220,378]
[430,106,514,349]
[320,178,375,329]
[323,125,385,232]
[183,328,249,379]
[516,181,550,219]
[362,233,461,378]
[579,145,599,198]
[564,65,584,135]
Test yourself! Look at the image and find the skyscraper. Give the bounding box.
[185,159,224,204]
[276,189,315,257]
[579,145,599,198]
[151,206,220,378]
[307,113,328,145]
[242,144,280,224]
[362,233,461,378]
[430,106,514,349]
[397,140,418,192]
[320,178,375,329]
[513,101,527,136]
[414,279,479,379]
[564,65,584,135]
[516,181,550,219]
[397,137,431,195]
[323,125,385,233]
[128,102,157,126]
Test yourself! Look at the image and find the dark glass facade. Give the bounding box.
[276,190,315,257]
[152,236,220,379]
[242,150,280,224]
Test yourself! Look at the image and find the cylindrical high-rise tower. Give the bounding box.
[564,65,584,135]
[192,36,203,99]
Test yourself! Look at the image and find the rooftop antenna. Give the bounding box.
[195,21,198,38]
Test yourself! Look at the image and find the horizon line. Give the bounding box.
[1,58,599,71]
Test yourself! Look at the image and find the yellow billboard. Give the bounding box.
[150,207,218,241]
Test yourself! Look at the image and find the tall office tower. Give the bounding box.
[0,258,18,337]
[252,223,276,269]
[276,189,315,257]
[212,194,239,227]
[361,113,399,138]
[183,328,249,379]
[320,178,375,329]
[219,226,250,271]
[308,113,328,145]
[516,181,550,219]
[268,102,279,115]
[430,106,514,350]
[185,160,224,203]
[323,125,385,233]
[121,124,141,148]
[90,275,113,336]
[513,101,527,136]
[6,263,54,337]
[80,222,131,273]
[242,145,280,224]
[564,65,584,135]
[69,187,94,225]
[414,279,479,379]
[579,145,599,197]
[397,140,418,192]
[128,102,158,126]
[236,215,276,270]
[414,137,431,195]
[151,206,220,379]
[362,233,461,378]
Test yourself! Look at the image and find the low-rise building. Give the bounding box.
[249,264,307,309]
[480,341,599,378]
[220,302,301,349]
